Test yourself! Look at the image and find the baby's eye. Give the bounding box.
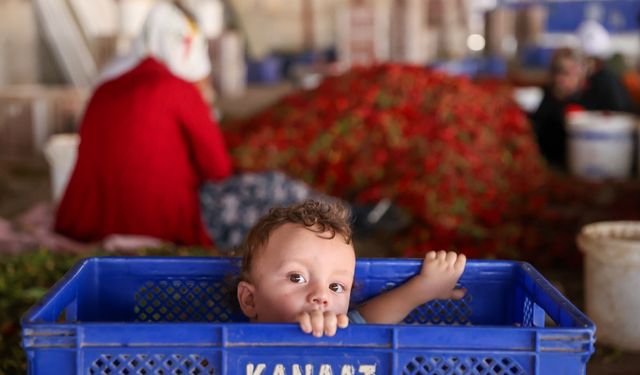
[289,273,306,283]
[329,283,345,293]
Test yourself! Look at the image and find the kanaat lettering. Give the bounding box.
[246,363,377,375]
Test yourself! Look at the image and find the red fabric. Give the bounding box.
[55,58,232,246]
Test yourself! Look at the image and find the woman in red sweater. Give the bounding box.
[56,1,401,251]
[55,2,253,248]
[56,1,343,251]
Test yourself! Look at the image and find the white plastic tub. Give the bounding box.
[566,111,636,180]
[577,221,640,350]
[44,134,79,203]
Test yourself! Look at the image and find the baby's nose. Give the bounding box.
[312,295,328,306]
[308,286,328,306]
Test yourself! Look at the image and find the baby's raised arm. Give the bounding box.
[357,250,466,324]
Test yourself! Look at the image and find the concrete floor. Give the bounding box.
[2,83,639,373]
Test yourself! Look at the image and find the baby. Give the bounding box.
[236,200,466,337]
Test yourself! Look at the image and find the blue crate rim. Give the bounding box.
[22,256,595,330]
[22,323,595,353]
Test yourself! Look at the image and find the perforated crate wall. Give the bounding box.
[22,257,595,375]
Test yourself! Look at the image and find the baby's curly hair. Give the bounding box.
[239,199,352,283]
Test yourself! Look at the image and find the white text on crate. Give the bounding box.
[246,363,377,375]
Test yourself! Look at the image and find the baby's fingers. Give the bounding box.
[445,251,458,265]
[425,251,437,261]
[324,312,350,336]
[309,310,325,337]
[450,287,467,300]
[298,312,312,334]
[323,312,338,337]
[421,250,439,273]
[337,313,349,329]
[455,254,467,271]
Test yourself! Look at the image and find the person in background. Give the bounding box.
[55,1,233,246]
[531,20,633,169]
[531,48,588,168]
[621,11,640,112]
[623,67,640,113]
[56,1,404,251]
[236,200,466,337]
[575,20,633,113]
[56,1,322,249]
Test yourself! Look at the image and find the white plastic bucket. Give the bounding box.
[44,134,79,203]
[577,221,640,350]
[566,111,636,180]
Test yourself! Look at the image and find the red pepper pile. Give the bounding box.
[224,64,549,261]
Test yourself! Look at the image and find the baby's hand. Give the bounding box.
[417,250,467,300]
[297,310,349,337]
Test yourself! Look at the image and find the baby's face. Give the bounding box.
[248,223,356,323]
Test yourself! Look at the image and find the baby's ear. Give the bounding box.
[237,281,257,319]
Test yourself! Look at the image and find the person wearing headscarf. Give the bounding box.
[55,0,406,250]
[54,1,232,246]
[575,19,633,113]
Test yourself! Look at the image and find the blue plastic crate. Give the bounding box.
[22,257,595,374]
[246,56,283,84]
[430,59,479,78]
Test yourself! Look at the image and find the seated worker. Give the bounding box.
[531,48,588,168]
[531,20,633,170]
[623,68,640,112]
[56,1,402,252]
[55,1,232,246]
[575,20,633,113]
[621,11,640,112]
[236,200,466,337]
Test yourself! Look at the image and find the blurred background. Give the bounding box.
[2,0,640,373]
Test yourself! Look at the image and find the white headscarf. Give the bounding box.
[577,20,612,59]
[98,1,211,84]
